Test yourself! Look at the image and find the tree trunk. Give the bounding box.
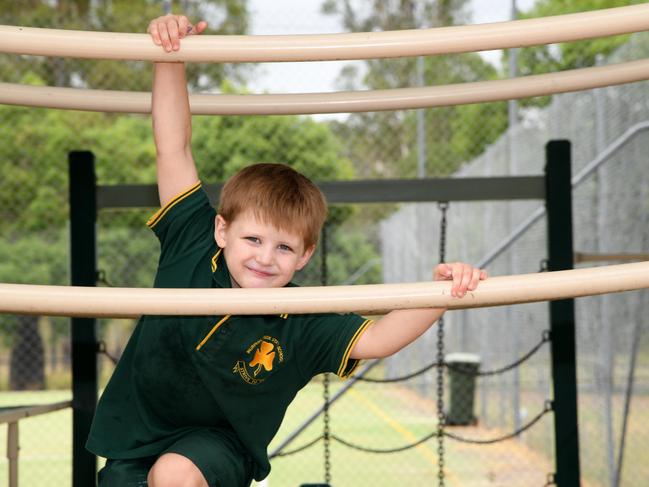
[10,315,45,390]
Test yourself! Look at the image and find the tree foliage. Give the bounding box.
[517,0,644,75]
[323,0,506,178]
[513,0,642,107]
[0,0,249,91]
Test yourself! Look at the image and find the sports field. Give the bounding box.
[0,382,562,487]
[4,379,649,486]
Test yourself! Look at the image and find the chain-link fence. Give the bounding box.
[2,1,649,486]
[381,32,649,487]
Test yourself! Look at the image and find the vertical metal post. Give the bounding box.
[8,421,18,487]
[416,56,427,179]
[593,60,615,485]
[508,0,519,131]
[69,151,98,487]
[508,0,521,435]
[545,141,581,486]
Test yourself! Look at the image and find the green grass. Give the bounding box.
[2,383,647,486]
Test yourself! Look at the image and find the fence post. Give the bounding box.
[69,151,98,486]
[7,421,18,487]
[545,140,581,486]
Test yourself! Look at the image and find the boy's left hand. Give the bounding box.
[433,262,487,298]
[147,14,208,53]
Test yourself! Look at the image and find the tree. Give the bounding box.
[322,0,506,178]
[514,0,643,106]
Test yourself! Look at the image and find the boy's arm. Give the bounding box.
[349,263,487,359]
[148,15,207,207]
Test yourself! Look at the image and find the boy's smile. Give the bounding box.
[214,211,315,289]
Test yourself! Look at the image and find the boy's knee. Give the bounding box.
[147,453,208,487]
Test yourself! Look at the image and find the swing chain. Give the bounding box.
[436,202,449,487]
[323,374,332,484]
[321,223,332,485]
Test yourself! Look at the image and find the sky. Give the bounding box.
[246,0,538,94]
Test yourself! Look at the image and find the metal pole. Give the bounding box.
[417,56,427,178]
[508,0,522,435]
[69,151,98,487]
[546,140,581,487]
[7,421,18,487]
[613,295,644,487]
[508,0,519,131]
[593,54,616,487]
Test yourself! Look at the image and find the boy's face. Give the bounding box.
[214,211,315,288]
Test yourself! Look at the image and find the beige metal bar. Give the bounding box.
[1,402,71,487]
[575,252,649,263]
[575,252,649,264]
[0,401,72,424]
[0,262,647,318]
[1,5,649,62]
[7,422,18,487]
[3,58,649,115]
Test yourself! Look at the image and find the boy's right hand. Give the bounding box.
[147,14,207,52]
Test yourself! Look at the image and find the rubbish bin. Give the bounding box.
[445,353,480,426]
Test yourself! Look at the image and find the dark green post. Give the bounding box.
[69,151,98,486]
[545,140,581,486]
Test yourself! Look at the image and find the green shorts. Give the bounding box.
[97,429,254,487]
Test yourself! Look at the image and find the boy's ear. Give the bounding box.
[295,244,316,271]
[214,214,228,248]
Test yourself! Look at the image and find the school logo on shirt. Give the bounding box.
[233,336,284,385]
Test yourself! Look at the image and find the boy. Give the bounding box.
[87,14,486,487]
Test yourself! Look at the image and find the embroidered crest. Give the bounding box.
[234,336,284,385]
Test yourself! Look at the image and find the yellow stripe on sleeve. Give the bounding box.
[337,319,374,378]
[147,181,202,229]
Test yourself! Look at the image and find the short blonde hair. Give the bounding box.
[218,163,327,248]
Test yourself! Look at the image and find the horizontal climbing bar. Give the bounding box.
[1,5,648,62]
[2,58,649,114]
[0,262,647,318]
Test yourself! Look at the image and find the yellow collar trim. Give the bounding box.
[211,250,289,319]
[211,249,222,273]
[196,315,231,351]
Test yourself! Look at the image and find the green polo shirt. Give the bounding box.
[86,182,372,481]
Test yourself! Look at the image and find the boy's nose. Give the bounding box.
[255,246,274,266]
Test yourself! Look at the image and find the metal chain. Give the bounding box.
[323,374,331,484]
[321,223,332,485]
[271,403,553,457]
[539,258,549,272]
[448,330,551,377]
[95,271,121,364]
[328,401,553,453]
[357,330,550,383]
[96,269,114,287]
[436,201,449,487]
[444,400,553,444]
[96,340,119,365]
[271,435,323,458]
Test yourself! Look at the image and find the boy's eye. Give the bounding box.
[278,244,293,252]
[245,236,261,244]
